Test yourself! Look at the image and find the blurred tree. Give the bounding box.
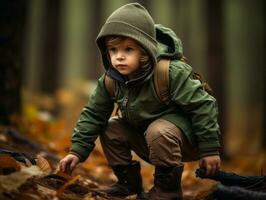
[224,0,265,152]
[87,0,103,79]
[263,72,265,149]
[0,0,27,125]
[206,0,226,154]
[39,0,61,94]
[23,0,45,92]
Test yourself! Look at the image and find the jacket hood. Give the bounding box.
[96,3,183,83]
[96,3,157,83]
[155,24,184,60]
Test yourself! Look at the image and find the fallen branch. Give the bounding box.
[196,168,266,191]
[196,168,266,200]
[212,184,266,200]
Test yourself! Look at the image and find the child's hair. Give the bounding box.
[105,36,151,67]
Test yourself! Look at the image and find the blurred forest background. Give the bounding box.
[0,0,265,199]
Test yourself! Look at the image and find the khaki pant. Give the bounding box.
[100,117,199,167]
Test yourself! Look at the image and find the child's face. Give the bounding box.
[107,38,142,79]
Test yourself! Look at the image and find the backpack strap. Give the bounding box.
[104,74,121,116]
[154,58,213,106]
[154,59,171,104]
[104,74,115,99]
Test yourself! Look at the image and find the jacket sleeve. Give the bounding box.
[70,74,114,161]
[169,61,221,157]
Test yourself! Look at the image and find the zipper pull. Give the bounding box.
[122,96,129,107]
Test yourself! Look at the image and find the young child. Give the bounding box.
[58,3,221,200]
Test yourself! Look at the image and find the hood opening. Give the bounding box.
[155,24,183,60]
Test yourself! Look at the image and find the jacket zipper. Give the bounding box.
[122,96,129,107]
[122,95,130,121]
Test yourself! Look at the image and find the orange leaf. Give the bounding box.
[55,170,72,181]
[56,175,80,197]
[0,155,21,173]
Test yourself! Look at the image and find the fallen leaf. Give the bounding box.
[36,184,57,198]
[0,165,44,192]
[36,155,52,174]
[56,175,80,197]
[55,170,72,180]
[0,154,21,175]
[0,134,7,142]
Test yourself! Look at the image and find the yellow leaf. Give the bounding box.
[36,155,52,175]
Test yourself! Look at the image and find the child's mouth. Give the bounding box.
[116,64,127,68]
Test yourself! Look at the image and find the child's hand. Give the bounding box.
[57,154,80,174]
[199,155,221,176]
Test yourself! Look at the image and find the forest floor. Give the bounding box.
[0,90,265,200]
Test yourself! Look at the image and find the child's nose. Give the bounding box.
[116,51,125,60]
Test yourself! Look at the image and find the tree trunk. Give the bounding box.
[39,0,61,94]
[0,0,27,125]
[262,81,266,150]
[206,0,227,156]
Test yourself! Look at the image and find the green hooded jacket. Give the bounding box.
[70,3,220,162]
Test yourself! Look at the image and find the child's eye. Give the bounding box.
[108,47,116,53]
[125,47,134,52]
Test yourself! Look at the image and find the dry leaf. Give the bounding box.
[25,158,33,167]
[0,166,44,192]
[80,177,99,188]
[0,134,7,142]
[36,184,57,197]
[36,155,52,174]
[56,175,80,197]
[55,170,72,180]
[0,154,21,174]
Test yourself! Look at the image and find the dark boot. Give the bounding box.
[148,165,184,200]
[100,161,144,197]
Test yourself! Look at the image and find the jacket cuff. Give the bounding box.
[69,151,83,161]
[198,140,221,158]
[199,150,220,158]
[70,144,93,162]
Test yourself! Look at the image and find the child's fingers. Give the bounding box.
[210,164,217,176]
[199,159,205,168]
[70,159,78,171]
[207,162,220,176]
[205,164,213,176]
[199,155,221,176]
[59,159,67,172]
[200,162,218,176]
[55,164,60,173]
[205,164,212,176]
[199,159,210,176]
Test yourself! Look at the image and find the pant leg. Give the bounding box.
[144,119,199,167]
[100,117,149,166]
